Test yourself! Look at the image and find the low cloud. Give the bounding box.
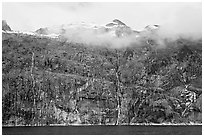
[61,27,140,48]
[3,2,201,48]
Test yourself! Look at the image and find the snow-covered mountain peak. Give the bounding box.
[2,19,161,41]
[144,24,160,31]
[106,19,127,28]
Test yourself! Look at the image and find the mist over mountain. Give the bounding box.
[3,2,201,38]
[33,19,201,49]
[33,19,160,48]
[2,18,202,126]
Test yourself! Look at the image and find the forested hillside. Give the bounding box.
[2,26,202,126]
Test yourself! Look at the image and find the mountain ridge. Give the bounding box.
[34,19,160,39]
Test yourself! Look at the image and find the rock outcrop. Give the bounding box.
[2,20,12,31]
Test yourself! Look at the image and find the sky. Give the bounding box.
[2,2,202,37]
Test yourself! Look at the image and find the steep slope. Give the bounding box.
[2,20,12,31]
[2,20,202,126]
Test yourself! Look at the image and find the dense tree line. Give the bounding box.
[2,32,202,126]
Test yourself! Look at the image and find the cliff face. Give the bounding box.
[2,20,12,31]
[2,30,202,126]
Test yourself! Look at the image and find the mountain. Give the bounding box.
[2,20,202,126]
[35,27,49,35]
[106,19,127,27]
[2,20,12,31]
[34,19,143,39]
[105,19,136,37]
[2,19,159,40]
[144,24,160,31]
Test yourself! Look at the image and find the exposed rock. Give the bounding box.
[2,20,12,31]
[35,28,49,35]
[113,19,127,26]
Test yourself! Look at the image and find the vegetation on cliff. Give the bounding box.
[2,31,202,126]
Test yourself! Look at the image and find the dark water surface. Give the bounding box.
[2,125,202,135]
